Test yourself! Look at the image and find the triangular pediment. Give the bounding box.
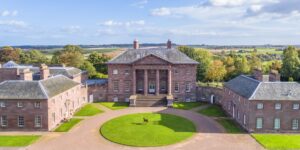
[132,54,171,65]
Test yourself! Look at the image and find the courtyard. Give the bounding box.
[0,103,264,150]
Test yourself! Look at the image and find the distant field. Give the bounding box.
[204,48,283,55]
[40,48,123,59]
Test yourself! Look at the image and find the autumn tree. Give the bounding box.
[0,46,21,63]
[249,52,262,70]
[205,60,227,82]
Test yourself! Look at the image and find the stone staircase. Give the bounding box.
[134,94,167,107]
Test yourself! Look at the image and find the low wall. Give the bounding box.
[196,86,224,104]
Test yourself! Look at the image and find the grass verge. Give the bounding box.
[0,135,40,147]
[99,102,129,110]
[54,118,83,132]
[252,134,300,150]
[74,104,103,116]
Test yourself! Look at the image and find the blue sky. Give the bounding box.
[0,0,300,46]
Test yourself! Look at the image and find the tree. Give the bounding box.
[205,60,227,82]
[0,46,21,63]
[234,56,250,74]
[178,46,213,81]
[270,60,282,71]
[87,52,111,74]
[223,56,236,80]
[80,61,97,78]
[20,50,49,64]
[51,45,84,68]
[281,46,300,81]
[249,52,262,70]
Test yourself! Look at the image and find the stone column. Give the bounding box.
[144,69,148,96]
[156,70,160,95]
[133,69,136,95]
[168,69,172,95]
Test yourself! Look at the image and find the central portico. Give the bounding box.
[107,40,199,107]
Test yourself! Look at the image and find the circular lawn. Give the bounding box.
[100,113,196,147]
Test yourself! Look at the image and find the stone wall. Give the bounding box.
[88,83,108,102]
[196,86,224,103]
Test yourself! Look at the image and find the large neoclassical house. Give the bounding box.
[106,40,199,106]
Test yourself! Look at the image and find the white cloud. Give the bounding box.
[100,20,145,27]
[61,25,81,34]
[0,20,27,27]
[1,10,18,17]
[131,0,148,8]
[151,7,171,16]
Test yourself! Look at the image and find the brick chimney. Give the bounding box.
[20,68,32,81]
[40,64,50,80]
[133,39,139,49]
[167,39,172,49]
[269,70,280,82]
[252,68,263,81]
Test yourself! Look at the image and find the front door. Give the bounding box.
[149,82,156,94]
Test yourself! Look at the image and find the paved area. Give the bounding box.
[1,107,264,150]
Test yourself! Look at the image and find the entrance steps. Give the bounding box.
[134,94,167,107]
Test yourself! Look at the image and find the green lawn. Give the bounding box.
[198,105,226,117]
[100,113,196,147]
[216,118,244,133]
[54,118,82,132]
[74,104,103,116]
[253,134,300,150]
[0,135,40,147]
[173,102,205,110]
[99,102,129,110]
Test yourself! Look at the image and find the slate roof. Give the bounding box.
[0,75,79,100]
[225,75,300,101]
[107,48,199,64]
[86,79,108,86]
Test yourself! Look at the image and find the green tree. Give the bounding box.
[0,46,21,63]
[281,46,300,81]
[178,46,212,81]
[87,52,111,74]
[249,52,262,70]
[234,56,250,74]
[51,45,84,68]
[223,56,236,80]
[20,50,49,64]
[80,61,97,78]
[205,60,227,82]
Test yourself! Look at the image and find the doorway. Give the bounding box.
[148,81,156,94]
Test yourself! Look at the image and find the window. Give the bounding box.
[113,81,119,92]
[35,116,42,128]
[17,102,23,108]
[113,69,118,75]
[243,114,246,125]
[292,119,299,130]
[174,68,179,74]
[275,103,281,110]
[293,104,299,110]
[256,118,263,129]
[113,97,118,102]
[174,82,179,92]
[0,116,7,127]
[34,102,41,108]
[60,108,63,117]
[274,118,281,129]
[0,101,5,108]
[124,70,129,75]
[125,81,130,92]
[52,113,56,123]
[185,82,191,92]
[257,103,264,109]
[18,116,25,127]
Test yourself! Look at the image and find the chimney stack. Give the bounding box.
[252,68,263,81]
[133,39,139,49]
[20,68,32,81]
[269,70,280,82]
[40,64,50,80]
[167,39,172,49]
